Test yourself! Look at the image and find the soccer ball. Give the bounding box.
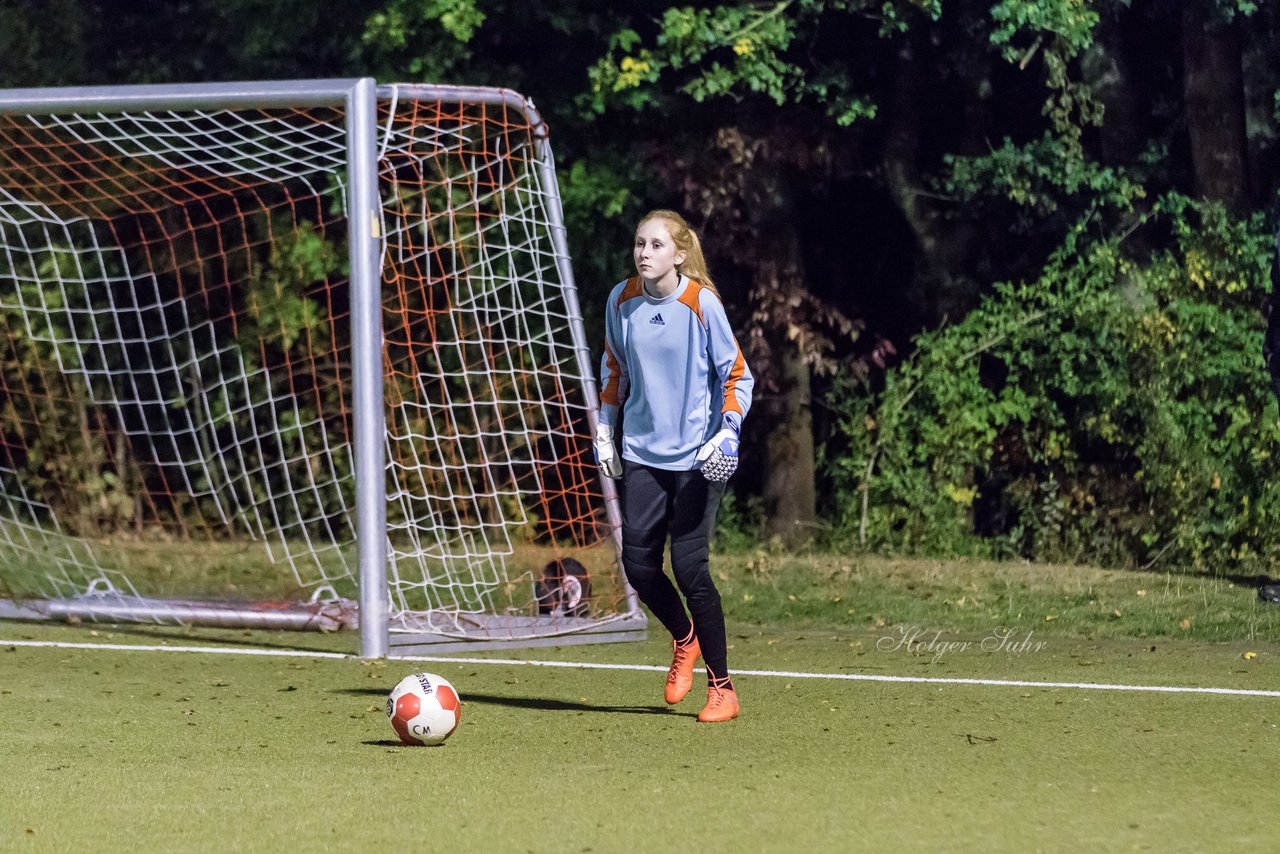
[387,672,462,746]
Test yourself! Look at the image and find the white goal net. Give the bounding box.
[0,80,640,654]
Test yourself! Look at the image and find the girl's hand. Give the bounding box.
[594,423,622,480]
[696,412,740,483]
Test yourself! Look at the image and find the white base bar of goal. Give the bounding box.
[0,597,647,653]
[389,612,649,655]
[0,597,357,632]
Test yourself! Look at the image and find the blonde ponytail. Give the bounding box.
[637,209,718,293]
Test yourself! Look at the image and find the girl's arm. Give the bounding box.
[702,292,753,426]
[598,287,629,427]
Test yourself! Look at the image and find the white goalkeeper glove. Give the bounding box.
[593,423,622,480]
[696,411,741,483]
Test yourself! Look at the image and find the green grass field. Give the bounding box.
[3,555,1280,852]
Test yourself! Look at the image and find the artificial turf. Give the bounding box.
[2,619,1278,852]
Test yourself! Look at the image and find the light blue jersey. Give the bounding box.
[598,274,753,470]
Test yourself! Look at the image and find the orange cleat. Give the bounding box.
[664,636,702,704]
[697,684,739,722]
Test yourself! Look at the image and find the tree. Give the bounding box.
[1182,0,1251,210]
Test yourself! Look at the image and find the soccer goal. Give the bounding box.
[0,78,643,656]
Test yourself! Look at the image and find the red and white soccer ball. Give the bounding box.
[387,672,462,746]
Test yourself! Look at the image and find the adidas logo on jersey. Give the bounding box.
[649,313,666,326]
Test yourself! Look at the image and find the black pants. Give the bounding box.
[621,459,730,683]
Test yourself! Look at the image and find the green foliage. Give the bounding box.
[561,159,633,221]
[364,0,485,46]
[245,226,339,352]
[877,0,941,35]
[713,487,768,553]
[557,154,646,331]
[988,0,1103,151]
[945,133,1145,217]
[221,221,350,536]
[362,0,483,78]
[1215,0,1259,19]
[0,216,351,542]
[825,196,1280,571]
[583,0,886,126]
[988,0,1098,61]
[0,239,139,535]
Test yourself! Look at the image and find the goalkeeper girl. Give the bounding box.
[595,210,754,722]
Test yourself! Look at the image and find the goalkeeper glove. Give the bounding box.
[594,423,622,480]
[696,411,741,483]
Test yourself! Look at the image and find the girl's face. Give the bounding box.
[634,219,686,282]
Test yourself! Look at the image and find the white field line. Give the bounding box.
[4,638,1278,698]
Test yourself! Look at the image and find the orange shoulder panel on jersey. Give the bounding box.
[615,276,645,309]
[677,279,706,325]
[722,345,747,415]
